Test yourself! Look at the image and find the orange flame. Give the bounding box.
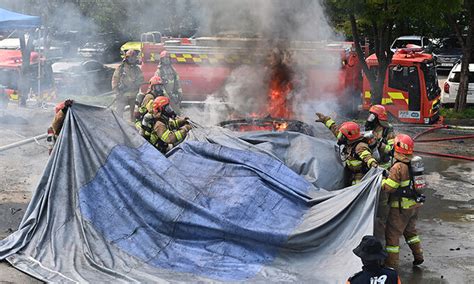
[274,121,288,131]
[268,79,292,119]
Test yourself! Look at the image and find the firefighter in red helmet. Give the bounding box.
[154,50,183,113]
[47,99,73,154]
[139,96,191,153]
[365,105,396,169]
[382,134,424,269]
[316,113,378,185]
[134,75,169,130]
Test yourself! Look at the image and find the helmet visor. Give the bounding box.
[367,113,376,122]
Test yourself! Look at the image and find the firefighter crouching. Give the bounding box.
[134,75,168,130]
[365,105,396,169]
[155,50,183,113]
[315,113,378,185]
[382,134,425,269]
[139,96,191,154]
[47,99,73,155]
[112,49,144,121]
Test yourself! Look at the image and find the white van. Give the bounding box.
[441,63,474,105]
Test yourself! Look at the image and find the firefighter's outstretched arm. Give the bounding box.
[315,112,339,138]
[154,120,191,146]
[355,142,379,169]
[169,116,188,129]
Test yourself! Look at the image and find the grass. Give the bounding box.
[440,107,474,119]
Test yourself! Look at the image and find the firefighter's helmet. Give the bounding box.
[394,134,414,155]
[55,102,65,114]
[369,105,388,121]
[338,121,361,141]
[149,75,163,86]
[160,50,168,58]
[153,96,170,113]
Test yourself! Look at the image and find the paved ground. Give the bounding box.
[0,89,472,283]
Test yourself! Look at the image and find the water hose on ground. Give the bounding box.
[0,133,47,152]
[413,124,474,161]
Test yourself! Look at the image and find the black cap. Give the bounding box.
[353,236,388,261]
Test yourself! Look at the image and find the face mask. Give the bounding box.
[367,113,376,122]
[161,57,171,65]
[162,105,176,119]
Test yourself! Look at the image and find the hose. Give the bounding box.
[0,133,47,152]
[413,124,474,161]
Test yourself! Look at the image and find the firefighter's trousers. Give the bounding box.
[385,206,423,269]
[116,92,136,122]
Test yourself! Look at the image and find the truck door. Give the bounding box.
[407,66,420,111]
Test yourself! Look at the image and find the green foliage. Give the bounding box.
[440,107,474,119]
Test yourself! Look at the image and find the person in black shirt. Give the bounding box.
[347,235,401,284]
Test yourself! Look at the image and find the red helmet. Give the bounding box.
[369,105,388,121]
[149,75,163,86]
[394,134,414,155]
[160,50,168,58]
[55,101,65,114]
[338,121,361,141]
[153,96,170,113]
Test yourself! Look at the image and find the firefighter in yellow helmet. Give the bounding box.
[112,49,144,121]
[140,96,191,153]
[382,134,424,269]
[316,113,378,185]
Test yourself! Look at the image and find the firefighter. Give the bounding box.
[315,113,378,185]
[347,235,401,284]
[154,50,183,113]
[134,75,168,130]
[112,49,144,121]
[382,134,424,269]
[365,105,396,169]
[47,99,73,155]
[139,96,191,153]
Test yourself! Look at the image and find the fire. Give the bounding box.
[274,121,288,131]
[268,79,293,119]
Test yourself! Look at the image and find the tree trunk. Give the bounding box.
[454,3,473,112]
[349,14,379,103]
[19,32,32,106]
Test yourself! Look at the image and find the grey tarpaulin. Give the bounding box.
[0,104,382,283]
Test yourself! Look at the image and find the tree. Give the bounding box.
[325,0,460,106]
[445,0,473,112]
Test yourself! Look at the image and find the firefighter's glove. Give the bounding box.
[61,99,74,114]
[370,161,379,168]
[382,169,389,178]
[315,112,329,123]
[182,124,192,132]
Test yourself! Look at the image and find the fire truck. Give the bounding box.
[362,47,441,124]
[140,36,365,118]
[0,49,55,105]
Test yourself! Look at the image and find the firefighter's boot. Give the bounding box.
[384,252,399,270]
[409,242,424,266]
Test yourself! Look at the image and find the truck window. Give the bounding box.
[421,62,440,101]
[0,69,19,89]
[388,66,410,91]
[407,67,421,111]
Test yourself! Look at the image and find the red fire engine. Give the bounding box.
[362,47,441,124]
[0,49,55,104]
[140,36,365,118]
